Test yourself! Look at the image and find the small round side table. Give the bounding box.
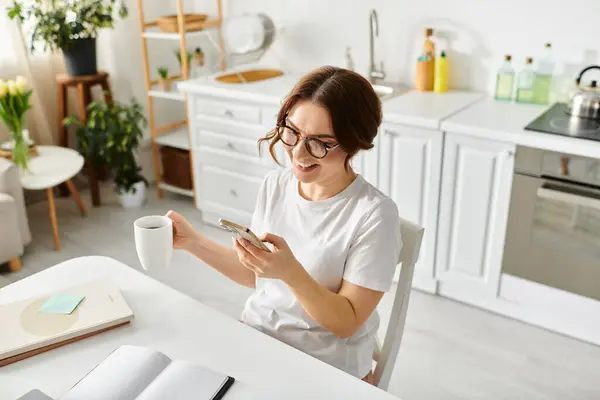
[20,146,86,251]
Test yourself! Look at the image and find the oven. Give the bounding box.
[502,146,600,301]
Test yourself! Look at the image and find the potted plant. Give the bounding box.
[157,67,170,91]
[175,49,193,70]
[64,98,149,208]
[0,77,33,171]
[8,0,128,77]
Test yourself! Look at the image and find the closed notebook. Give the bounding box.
[61,345,235,400]
[0,278,134,364]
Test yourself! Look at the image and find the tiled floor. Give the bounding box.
[3,184,600,400]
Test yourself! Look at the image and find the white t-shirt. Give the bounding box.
[241,168,402,378]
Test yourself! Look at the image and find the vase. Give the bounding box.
[62,38,98,77]
[10,131,29,172]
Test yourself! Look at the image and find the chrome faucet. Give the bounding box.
[369,9,385,84]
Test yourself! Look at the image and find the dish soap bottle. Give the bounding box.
[423,28,435,58]
[533,43,554,104]
[516,57,535,103]
[345,46,355,71]
[416,28,435,91]
[434,51,448,93]
[494,55,515,101]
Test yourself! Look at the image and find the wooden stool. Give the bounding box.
[57,71,113,207]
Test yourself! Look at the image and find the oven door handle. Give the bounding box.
[537,183,600,211]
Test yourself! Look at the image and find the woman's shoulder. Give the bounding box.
[354,176,399,222]
[260,167,294,196]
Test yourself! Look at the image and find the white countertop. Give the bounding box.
[382,90,485,129]
[178,66,299,106]
[441,98,600,159]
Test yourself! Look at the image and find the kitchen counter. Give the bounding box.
[383,90,485,129]
[178,67,299,106]
[441,98,600,159]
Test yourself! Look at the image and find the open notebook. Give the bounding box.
[61,345,235,400]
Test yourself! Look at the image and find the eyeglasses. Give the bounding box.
[276,123,339,159]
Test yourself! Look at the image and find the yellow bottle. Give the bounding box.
[434,51,448,93]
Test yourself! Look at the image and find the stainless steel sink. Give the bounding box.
[371,82,410,100]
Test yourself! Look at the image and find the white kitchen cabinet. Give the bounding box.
[435,132,515,303]
[378,123,443,293]
[187,95,283,227]
[352,135,380,187]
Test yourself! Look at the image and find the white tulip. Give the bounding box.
[7,81,18,96]
[15,76,27,93]
[0,80,6,98]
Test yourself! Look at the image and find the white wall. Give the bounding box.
[219,0,599,93]
[97,0,599,180]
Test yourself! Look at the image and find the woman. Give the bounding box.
[167,66,402,382]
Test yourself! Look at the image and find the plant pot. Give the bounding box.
[117,181,146,208]
[158,78,172,92]
[62,38,98,76]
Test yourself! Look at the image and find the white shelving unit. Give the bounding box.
[141,30,210,40]
[158,182,195,197]
[136,0,225,201]
[153,127,190,150]
[148,90,186,102]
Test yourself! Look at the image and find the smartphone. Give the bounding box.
[218,218,270,251]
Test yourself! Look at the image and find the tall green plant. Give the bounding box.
[7,0,128,53]
[64,97,148,195]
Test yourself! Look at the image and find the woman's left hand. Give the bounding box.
[233,233,304,283]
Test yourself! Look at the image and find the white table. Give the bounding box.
[20,146,86,251]
[0,256,400,400]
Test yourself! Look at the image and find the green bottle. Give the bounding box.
[532,43,554,104]
[516,57,535,104]
[495,55,515,101]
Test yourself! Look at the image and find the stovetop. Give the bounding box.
[525,103,600,142]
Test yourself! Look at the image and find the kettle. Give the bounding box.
[567,65,600,120]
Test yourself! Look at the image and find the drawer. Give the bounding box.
[196,165,263,214]
[196,99,261,125]
[196,115,268,141]
[197,131,260,159]
[194,148,273,179]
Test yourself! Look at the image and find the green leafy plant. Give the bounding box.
[7,0,128,53]
[175,49,192,68]
[157,67,169,79]
[64,97,148,195]
[0,77,33,171]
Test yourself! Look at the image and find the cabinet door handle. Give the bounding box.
[230,189,238,197]
[384,129,399,137]
[224,109,234,118]
[226,142,235,151]
[505,150,515,158]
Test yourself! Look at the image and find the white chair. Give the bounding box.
[372,217,424,390]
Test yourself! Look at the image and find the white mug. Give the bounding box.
[134,215,173,271]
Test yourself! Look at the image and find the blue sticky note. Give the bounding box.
[39,294,85,314]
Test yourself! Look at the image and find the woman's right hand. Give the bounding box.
[166,210,198,251]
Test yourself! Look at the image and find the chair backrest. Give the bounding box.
[373,217,424,391]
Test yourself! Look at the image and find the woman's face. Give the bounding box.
[283,101,348,184]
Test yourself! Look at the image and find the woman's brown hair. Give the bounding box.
[258,66,382,170]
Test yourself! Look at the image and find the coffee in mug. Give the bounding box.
[134,215,173,271]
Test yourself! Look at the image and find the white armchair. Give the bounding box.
[0,158,31,271]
